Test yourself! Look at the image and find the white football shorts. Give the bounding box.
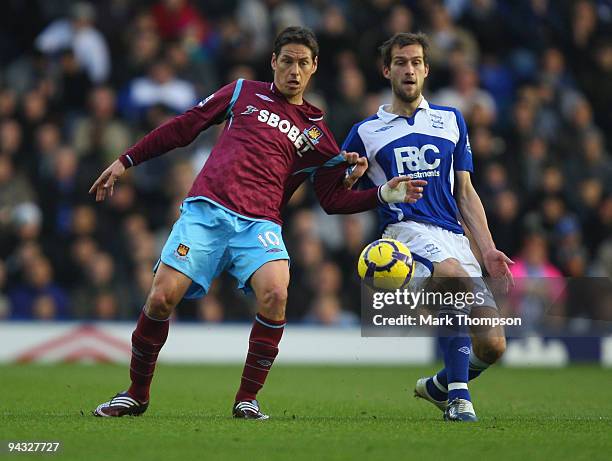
[383,221,482,277]
[383,221,497,310]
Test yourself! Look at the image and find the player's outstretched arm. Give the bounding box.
[88,99,218,202]
[111,81,239,170]
[88,81,239,203]
[314,161,427,214]
[89,159,126,202]
[455,171,514,289]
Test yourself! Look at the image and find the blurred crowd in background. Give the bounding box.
[0,0,611,330]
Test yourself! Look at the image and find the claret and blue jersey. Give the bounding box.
[342,98,473,234]
[118,78,383,296]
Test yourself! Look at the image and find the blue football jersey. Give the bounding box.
[342,98,473,234]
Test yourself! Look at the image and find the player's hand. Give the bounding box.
[88,159,126,202]
[380,177,427,204]
[483,248,515,293]
[342,151,368,189]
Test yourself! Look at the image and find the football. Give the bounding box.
[357,238,415,289]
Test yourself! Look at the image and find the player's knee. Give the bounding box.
[262,285,288,307]
[475,336,506,364]
[435,258,467,278]
[258,285,288,316]
[146,288,176,319]
[431,259,471,294]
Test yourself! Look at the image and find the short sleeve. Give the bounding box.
[453,109,473,172]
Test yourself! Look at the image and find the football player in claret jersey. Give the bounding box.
[342,33,514,421]
[89,26,425,419]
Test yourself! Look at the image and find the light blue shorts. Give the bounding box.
[155,198,289,298]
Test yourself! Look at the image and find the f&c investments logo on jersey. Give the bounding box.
[394,145,441,179]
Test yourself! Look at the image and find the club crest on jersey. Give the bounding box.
[176,243,190,257]
[429,113,444,129]
[305,125,323,145]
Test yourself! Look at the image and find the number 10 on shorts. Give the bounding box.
[257,231,280,248]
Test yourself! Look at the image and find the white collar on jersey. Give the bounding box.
[377,96,430,124]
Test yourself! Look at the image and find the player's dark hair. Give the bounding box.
[379,32,430,68]
[273,26,319,59]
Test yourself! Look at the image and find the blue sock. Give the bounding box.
[428,348,492,400]
[438,311,471,402]
[444,336,471,401]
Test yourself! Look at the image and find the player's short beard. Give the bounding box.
[393,82,421,104]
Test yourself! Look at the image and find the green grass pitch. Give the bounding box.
[1,364,611,460]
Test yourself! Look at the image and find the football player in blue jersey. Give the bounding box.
[342,33,514,421]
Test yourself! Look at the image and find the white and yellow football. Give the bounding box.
[358,238,415,289]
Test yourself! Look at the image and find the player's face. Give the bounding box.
[272,44,318,103]
[383,44,429,104]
